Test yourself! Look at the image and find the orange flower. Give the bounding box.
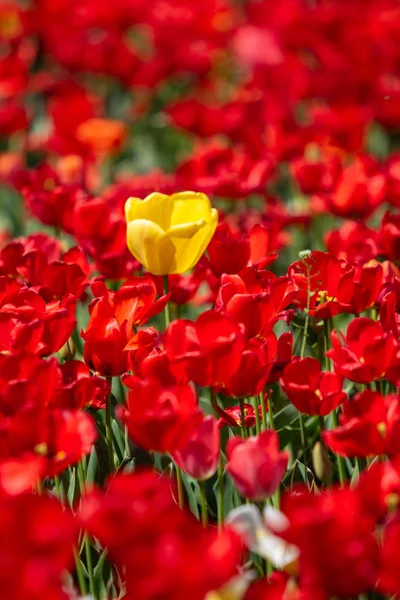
[76,118,126,155]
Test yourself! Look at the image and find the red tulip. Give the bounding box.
[281,357,346,416]
[82,293,130,376]
[327,318,399,384]
[325,220,378,265]
[281,485,379,598]
[172,415,220,480]
[19,163,81,233]
[80,471,243,600]
[217,402,262,429]
[219,273,295,339]
[165,310,246,386]
[222,337,274,398]
[207,222,250,276]
[57,359,110,410]
[350,261,383,315]
[176,142,274,199]
[288,251,354,319]
[327,156,386,220]
[74,196,139,280]
[379,519,400,595]
[0,354,98,491]
[82,278,167,376]
[323,391,400,458]
[0,286,76,356]
[118,378,200,453]
[0,492,77,599]
[379,211,400,262]
[226,430,289,501]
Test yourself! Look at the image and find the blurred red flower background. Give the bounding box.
[2,0,400,598]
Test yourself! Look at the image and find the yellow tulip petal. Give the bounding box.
[187,207,218,266]
[165,219,207,238]
[124,197,141,222]
[170,191,213,227]
[126,219,175,275]
[167,208,218,274]
[125,193,174,231]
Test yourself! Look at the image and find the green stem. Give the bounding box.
[175,464,184,509]
[105,376,115,472]
[163,275,171,329]
[323,320,346,486]
[331,409,346,486]
[298,413,308,485]
[300,259,311,359]
[210,389,224,531]
[118,377,130,459]
[72,327,84,356]
[164,275,183,509]
[124,424,130,459]
[117,375,126,403]
[300,310,310,359]
[54,474,61,498]
[323,319,332,372]
[267,391,275,430]
[265,558,272,578]
[273,484,281,510]
[217,454,224,531]
[319,415,325,433]
[55,472,88,597]
[253,396,261,435]
[83,535,96,599]
[267,393,281,508]
[61,471,69,507]
[239,398,247,438]
[298,262,311,485]
[298,414,309,486]
[199,480,208,527]
[77,460,97,599]
[259,391,268,430]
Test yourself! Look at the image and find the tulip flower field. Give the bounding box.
[3,0,400,599]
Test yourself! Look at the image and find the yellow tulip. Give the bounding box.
[125,191,218,275]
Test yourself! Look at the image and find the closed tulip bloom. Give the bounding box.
[226,430,289,501]
[125,191,218,275]
[172,415,220,481]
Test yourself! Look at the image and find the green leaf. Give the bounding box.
[115,456,135,475]
[86,446,98,484]
[181,473,200,520]
[368,122,389,159]
[93,547,110,599]
[294,460,314,486]
[112,420,125,463]
[350,459,360,487]
[68,469,80,507]
[220,472,241,516]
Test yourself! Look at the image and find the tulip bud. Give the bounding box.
[59,338,76,361]
[312,441,333,483]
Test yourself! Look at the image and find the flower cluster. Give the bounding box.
[2,0,400,599]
